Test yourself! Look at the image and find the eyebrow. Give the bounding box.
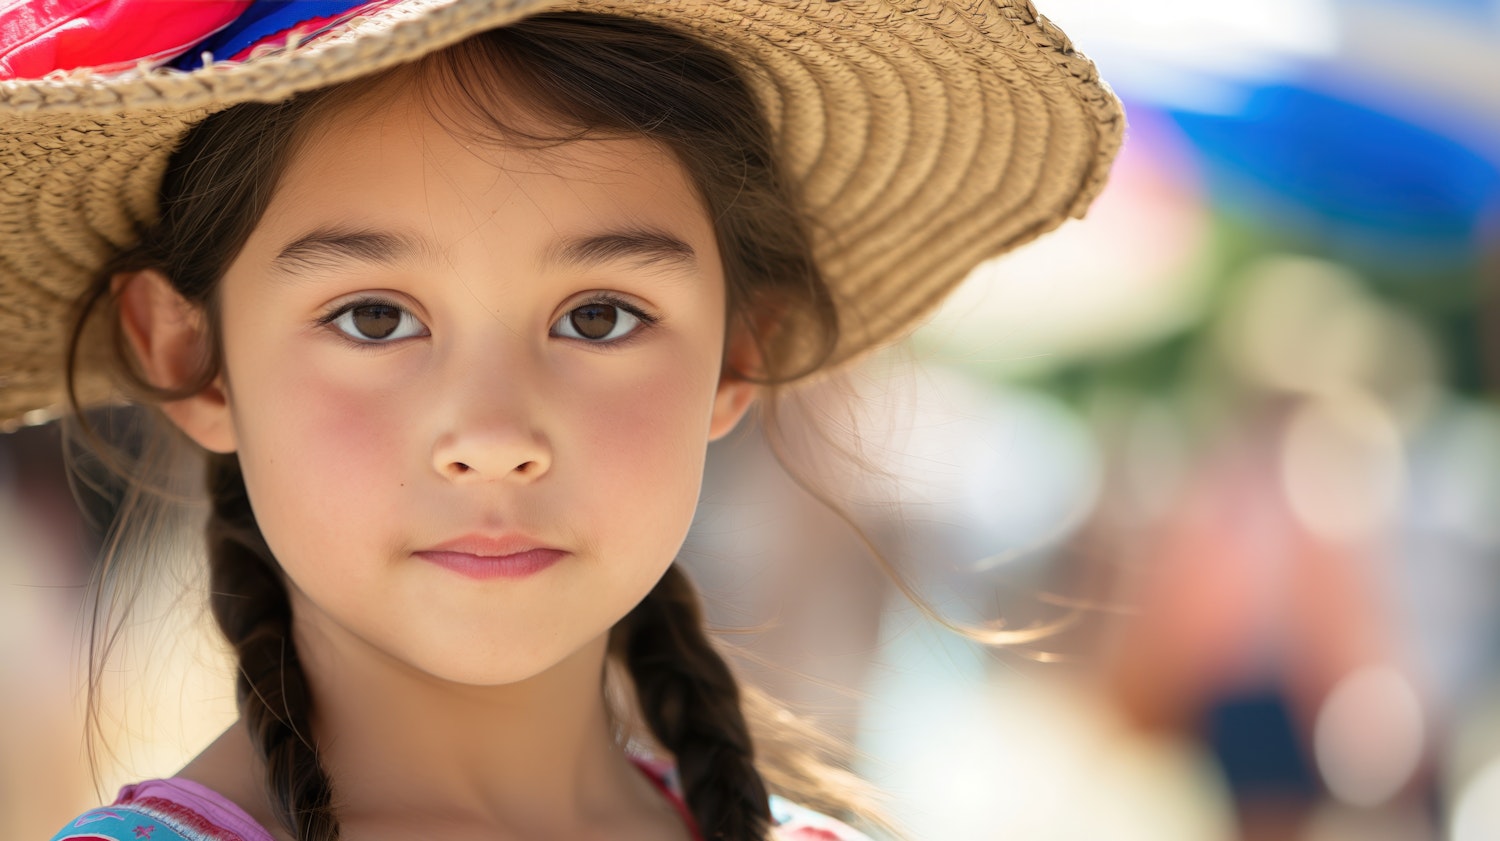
[268,226,698,278]
[543,228,699,275]
[270,227,432,278]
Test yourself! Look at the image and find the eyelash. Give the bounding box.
[315,293,660,351]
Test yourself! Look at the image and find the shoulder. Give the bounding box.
[770,795,874,841]
[48,779,273,841]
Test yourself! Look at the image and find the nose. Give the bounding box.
[430,374,552,484]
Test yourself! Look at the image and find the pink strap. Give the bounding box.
[629,756,704,841]
[116,778,272,841]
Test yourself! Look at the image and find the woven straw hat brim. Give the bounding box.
[0,0,1123,425]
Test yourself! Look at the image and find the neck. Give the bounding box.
[290,592,644,836]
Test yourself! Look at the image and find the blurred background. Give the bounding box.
[5,0,1500,838]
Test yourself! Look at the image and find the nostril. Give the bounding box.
[439,459,543,479]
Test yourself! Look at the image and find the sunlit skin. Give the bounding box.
[122,75,758,840]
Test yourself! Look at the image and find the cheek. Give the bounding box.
[229,351,415,567]
[295,380,407,501]
[569,358,717,525]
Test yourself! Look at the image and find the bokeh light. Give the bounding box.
[1313,665,1426,807]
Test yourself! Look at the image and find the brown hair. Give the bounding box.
[67,12,879,841]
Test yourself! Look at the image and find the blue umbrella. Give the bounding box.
[1164,83,1500,275]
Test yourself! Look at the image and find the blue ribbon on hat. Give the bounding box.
[170,0,375,70]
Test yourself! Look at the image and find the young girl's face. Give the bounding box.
[201,79,754,686]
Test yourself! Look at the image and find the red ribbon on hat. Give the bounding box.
[0,0,252,79]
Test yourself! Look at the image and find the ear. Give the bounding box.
[707,319,762,442]
[114,269,237,453]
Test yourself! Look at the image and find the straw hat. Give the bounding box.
[0,0,1123,426]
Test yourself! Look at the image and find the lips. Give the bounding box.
[413,533,567,580]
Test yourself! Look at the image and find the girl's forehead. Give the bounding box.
[292,71,660,178]
[261,82,711,244]
[239,79,719,280]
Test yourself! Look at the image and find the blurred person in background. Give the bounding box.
[0,423,98,836]
[705,2,1500,837]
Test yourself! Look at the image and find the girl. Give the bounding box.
[0,1,1122,839]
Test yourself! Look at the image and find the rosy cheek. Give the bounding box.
[235,354,413,568]
[309,379,410,491]
[576,363,712,503]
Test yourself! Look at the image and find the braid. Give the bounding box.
[620,565,773,841]
[203,452,339,840]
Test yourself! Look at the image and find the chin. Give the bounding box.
[398,631,608,689]
[421,659,561,687]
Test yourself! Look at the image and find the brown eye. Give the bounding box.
[553,300,644,343]
[326,300,427,344]
[352,304,401,339]
[569,303,618,340]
